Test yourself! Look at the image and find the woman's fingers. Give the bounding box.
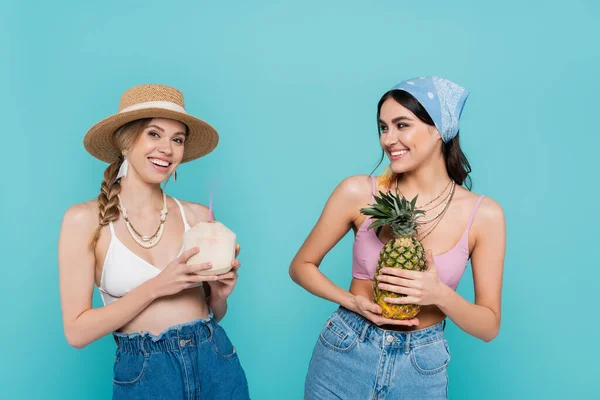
[383,296,420,305]
[230,259,241,271]
[187,273,219,283]
[183,262,213,274]
[366,311,419,326]
[373,313,419,326]
[377,283,420,297]
[177,247,200,264]
[379,267,420,279]
[216,271,238,281]
[377,275,420,288]
[378,317,420,326]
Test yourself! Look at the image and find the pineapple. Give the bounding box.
[360,191,427,320]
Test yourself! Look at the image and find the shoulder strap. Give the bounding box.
[108,221,115,235]
[370,175,377,203]
[172,198,191,231]
[466,195,485,231]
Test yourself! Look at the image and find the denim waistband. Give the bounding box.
[335,307,444,349]
[113,311,216,354]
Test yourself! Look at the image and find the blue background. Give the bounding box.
[1,0,598,398]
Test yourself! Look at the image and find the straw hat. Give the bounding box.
[84,84,219,163]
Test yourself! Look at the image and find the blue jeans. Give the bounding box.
[305,307,450,400]
[111,312,250,400]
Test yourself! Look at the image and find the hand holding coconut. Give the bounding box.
[182,198,241,301]
[205,244,242,300]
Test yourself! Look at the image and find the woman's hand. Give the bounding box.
[376,250,446,306]
[352,295,419,326]
[149,247,218,298]
[206,244,242,300]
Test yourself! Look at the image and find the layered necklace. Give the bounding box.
[117,191,168,249]
[395,178,456,241]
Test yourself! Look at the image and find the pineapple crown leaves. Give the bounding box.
[359,190,425,237]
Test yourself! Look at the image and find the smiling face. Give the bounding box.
[123,118,188,184]
[378,93,442,174]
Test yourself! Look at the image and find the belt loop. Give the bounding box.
[360,320,370,342]
[404,332,411,354]
[206,319,214,340]
[140,336,148,356]
[176,326,182,351]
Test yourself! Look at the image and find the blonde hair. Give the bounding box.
[89,119,152,248]
[376,165,396,190]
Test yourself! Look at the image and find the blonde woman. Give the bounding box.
[59,85,250,399]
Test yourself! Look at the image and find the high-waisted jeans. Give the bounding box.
[305,307,450,400]
[111,312,250,399]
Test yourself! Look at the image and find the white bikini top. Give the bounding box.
[98,198,191,306]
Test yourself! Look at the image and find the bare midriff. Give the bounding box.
[118,287,210,335]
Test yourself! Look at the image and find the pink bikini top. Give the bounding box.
[352,176,484,290]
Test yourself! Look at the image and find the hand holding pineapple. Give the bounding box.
[352,295,420,327]
[360,191,430,320]
[376,250,446,307]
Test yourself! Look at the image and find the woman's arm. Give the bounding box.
[377,197,506,340]
[436,198,506,341]
[290,176,417,326]
[58,203,159,349]
[59,203,210,348]
[289,176,359,307]
[204,243,241,323]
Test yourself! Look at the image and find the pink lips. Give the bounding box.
[148,158,171,173]
[150,162,169,173]
[388,149,409,161]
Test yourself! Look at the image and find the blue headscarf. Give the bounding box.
[389,76,469,142]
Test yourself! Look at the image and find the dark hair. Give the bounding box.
[372,90,472,190]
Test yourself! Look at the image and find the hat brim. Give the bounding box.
[84,108,219,164]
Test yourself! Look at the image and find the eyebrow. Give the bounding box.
[147,125,186,135]
[147,124,165,132]
[387,116,413,124]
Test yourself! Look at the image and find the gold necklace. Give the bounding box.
[416,186,455,241]
[394,178,455,240]
[415,181,455,224]
[395,178,452,209]
[118,191,168,249]
[419,185,453,213]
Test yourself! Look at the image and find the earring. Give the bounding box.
[116,154,128,180]
[163,170,176,190]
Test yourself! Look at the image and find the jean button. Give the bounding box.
[180,340,186,348]
[386,335,394,343]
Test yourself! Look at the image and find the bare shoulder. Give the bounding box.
[478,195,505,224]
[334,174,374,201]
[469,193,505,231]
[321,174,376,224]
[177,199,210,226]
[62,200,98,232]
[453,188,503,216]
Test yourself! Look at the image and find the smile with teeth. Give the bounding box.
[149,158,171,167]
[390,150,408,156]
